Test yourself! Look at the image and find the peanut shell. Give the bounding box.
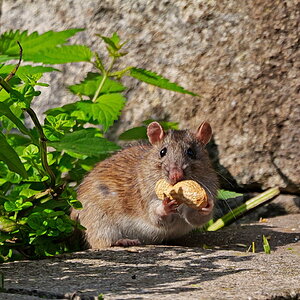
[155,179,208,210]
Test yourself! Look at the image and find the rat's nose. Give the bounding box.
[169,167,184,185]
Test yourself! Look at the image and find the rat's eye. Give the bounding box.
[187,148,196,159]
[160,147,167,158]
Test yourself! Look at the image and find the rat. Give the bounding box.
[71,121,219,248]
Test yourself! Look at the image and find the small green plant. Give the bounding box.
[0,29,198,261]
[262,235,271,254]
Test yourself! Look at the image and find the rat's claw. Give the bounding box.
[198,199,214,215]
[158,197,178,216]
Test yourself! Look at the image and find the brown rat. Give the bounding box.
[71,121,219,248]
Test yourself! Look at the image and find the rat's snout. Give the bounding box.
[169,166,184,185]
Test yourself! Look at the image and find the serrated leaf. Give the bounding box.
[98,33,127,58]
[0,65,58,79]
[0,29,84,59]
[100,35,119,51]
[99,32,123,50]
[25,45,93,64]
[76,93,126,131]
[47,93,125,131]
[68,72,125,98]
[0,131,28,178]
[119,126,147,140]
[129,67,199,96]
[48,129,120,156]
[217,189,243,200]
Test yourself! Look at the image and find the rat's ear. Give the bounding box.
[196,122,212,145]
[147,122,165,145]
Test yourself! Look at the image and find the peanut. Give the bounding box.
[155,179,208,210]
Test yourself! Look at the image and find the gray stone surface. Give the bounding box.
[0,0,299,193]
[1,214,300,299]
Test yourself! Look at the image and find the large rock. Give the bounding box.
[0,0,299,193]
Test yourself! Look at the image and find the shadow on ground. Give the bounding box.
[1,214,300,299]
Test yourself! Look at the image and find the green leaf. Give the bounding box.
[4,201,17,212]
[26,45,93,64]
[46,94,125,131]
[0,65,58,81]
[0,55,18,63]
[69,199,83,210]
[19,188,40,198]
[6,134,31,148]
[0,216,17,232]
[43,113,76,141]
[0,29,84,60]
[22,144,39,158]
[129,67,199,96]
[262,235,271,254]
[76,93,126,131]
[0,101,30,136]
[0,162,22,184]
[0,131,28,178]
[100,33,121,51]
[48,129,120,156]
[119,126,147,140]
[68,72,125,98]
[19,201,33,210]
[27,213,44,230]
[98,33,128,58]
[217,190,243,200]
[15,84,40,107]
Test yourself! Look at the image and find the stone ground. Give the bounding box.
[1,214,300,300]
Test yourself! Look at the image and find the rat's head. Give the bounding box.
[147,121,213,185]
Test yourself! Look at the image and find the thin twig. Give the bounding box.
[24,108,56,188]
[0,76,13,93]
[5,41,23,82]
[0,41,23,92]
[92,56,116,102]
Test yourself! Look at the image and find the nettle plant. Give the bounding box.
[0,29,199,260]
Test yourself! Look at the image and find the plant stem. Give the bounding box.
[0,76,13,93]
[92,73,107,102]
[24,108,56,188]
[206,187,280,231]
[0,41,23,92]
[109,66,133,78]
[92,56,116,102]
[5,41,23,82]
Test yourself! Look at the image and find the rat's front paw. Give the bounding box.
[198,198,214,216]
[156,196,178,217]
